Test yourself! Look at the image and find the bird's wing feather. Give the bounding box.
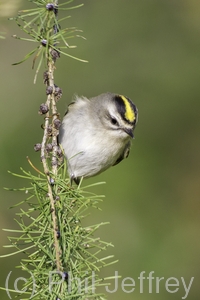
[112,141,131,166]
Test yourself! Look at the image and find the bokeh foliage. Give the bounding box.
[0,0,200,299]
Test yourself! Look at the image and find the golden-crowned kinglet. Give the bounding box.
[59,93,138,184]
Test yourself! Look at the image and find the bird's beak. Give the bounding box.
[123,128,134,138]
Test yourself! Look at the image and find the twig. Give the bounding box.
[48,59,59,175]
[40,51,61,272]
[40,112,50,175]
[48,56,62,272]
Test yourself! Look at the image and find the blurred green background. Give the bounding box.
[0,0,200,299]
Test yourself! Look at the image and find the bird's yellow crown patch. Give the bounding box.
[120,95,135,123]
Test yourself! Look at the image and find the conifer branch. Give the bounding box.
[0,1,118,299]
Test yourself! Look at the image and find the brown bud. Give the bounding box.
[38,103,49,115]
[46,143,53,152]
[54,85,62,101]
[53,118,61,130]
[34,143,41,152]
[46,86,53,95]
[43,71,49,85]
[51,48,60,62]
[57,147,63,158]
[41,39,47,47]
[46,3,55,11]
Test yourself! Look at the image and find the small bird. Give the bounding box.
[59,93,138,184]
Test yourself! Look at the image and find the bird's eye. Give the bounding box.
[111,117,118,126]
